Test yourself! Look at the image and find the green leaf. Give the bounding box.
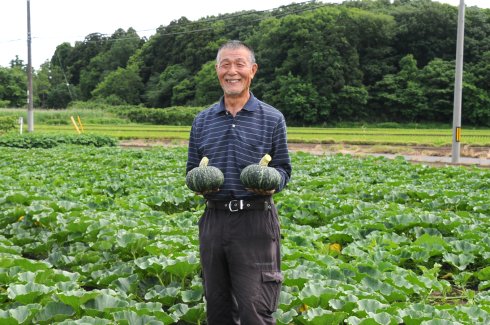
[278,290,295,308]
[115,231,147,248]
[297,307,348,325]
[55,316,112,324]
[477,266,490,281]
[0,256,51,272]
[421,319,464,325]
[360,276,407,302]
[165,254,200,279]
[56,291,101,313]
[372,311,402,324]
[177,303,206,324]
[91,263,134,286]
[170,303,189,317]
[299,282,338,308]
[34,301,75,323]
[134,256,169,273]
[443,252,476,271]
[82,293,129,311]
[5,192,31,205]
[181,288,203,303]
[329,294,358,313]
[110,274,139,294]
[145,285,180,306]
[7,282,52,304]
[112,310,163,325]
[273,308,298,324]
[414,233,447,249]
[355,299,389,314]
[0,304,41,324]
[131,302,178,323]
[478,280,490,291]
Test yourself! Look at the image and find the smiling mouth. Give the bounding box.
[225,79,240,83]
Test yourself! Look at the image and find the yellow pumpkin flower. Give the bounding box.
[329,243,342,253]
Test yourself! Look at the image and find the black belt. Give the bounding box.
[207,199,273,212]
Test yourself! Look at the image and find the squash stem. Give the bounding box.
[199,157,209,167]
[259,154,272,166]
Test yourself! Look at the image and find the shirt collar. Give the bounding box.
[212,92,258,115]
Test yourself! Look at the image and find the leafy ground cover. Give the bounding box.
[0,134,117,148]
[0,146,489,324]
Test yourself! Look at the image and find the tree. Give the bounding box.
[463,52,490,125]
[144,64,189,107]
[3,0,490,125]
[391,1,458,67]
[45,84,74,109]
[419,58,454,123]
[339,8,397,85]
[264,73,321,125]
[462,81,490,126]
[172,79,195,106]
[0,66,27,108]
[194,61,222,106]
[33,62,52,108]
[463,7,490,64]
[92,65,144,104]
[251,6,366,125]
[370,55,427,122]
[333,85,369,122]
[62,33,109,86]
[79,28,143,100]
[135,17,195,85]
[9,56,25,69]
[468,51,490,91]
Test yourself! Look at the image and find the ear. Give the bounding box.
[251,63,258,78]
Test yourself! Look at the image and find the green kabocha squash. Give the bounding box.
[186,157,224,193]
[240,154,281,191]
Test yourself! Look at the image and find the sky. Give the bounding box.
[0,0,488,69]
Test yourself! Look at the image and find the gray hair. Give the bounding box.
[216,40,256,64]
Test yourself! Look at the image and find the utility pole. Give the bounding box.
[27,0,34,132]
[451,0,465,163]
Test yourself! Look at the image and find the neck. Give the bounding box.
[224,92,250,117]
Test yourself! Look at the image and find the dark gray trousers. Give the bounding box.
[198,203,282,325]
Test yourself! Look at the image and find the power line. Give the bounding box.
[3,1,327,46]
[56,52,74,101]
[145,1,327,38]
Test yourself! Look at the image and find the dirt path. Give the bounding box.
[119,139,490,160]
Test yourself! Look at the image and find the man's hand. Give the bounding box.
[245,188,275,195]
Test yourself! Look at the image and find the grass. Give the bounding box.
[23,124,490,146]
[0,108,128,125]
[2,108,489,146]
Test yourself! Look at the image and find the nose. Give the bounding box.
[226,63,240,73]
[227,66,238,74]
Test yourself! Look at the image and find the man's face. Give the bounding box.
[216,47,258,97]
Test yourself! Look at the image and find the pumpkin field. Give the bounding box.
[1,145,490,324]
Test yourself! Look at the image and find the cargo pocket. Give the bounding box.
[261,271,283,312]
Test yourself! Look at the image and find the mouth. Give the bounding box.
[225,78,241,84]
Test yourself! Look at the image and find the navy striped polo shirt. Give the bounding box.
[186,93,292,200]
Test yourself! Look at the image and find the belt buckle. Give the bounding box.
[228,199,243,212]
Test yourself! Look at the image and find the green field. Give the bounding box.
[2,108,490,146]
[1,146,490,324]
[29,124,490,147]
